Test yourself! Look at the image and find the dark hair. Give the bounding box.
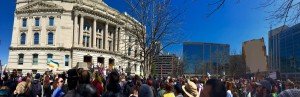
[165,83,173,92]
[174,84,183,94]
[206,79,227,97]
[108,70,120,84]
[106,70,121,93]
[78,70,90,84]
[67,69,78,90]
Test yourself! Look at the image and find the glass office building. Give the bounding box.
[183,42,230,76]
[269,24,300,80]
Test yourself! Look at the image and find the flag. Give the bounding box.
[207,72,211,77]
[47,60,59,69]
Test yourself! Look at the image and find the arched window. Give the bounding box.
[34,33,39,44]
[20,33,26,45]
[48,32,54,45]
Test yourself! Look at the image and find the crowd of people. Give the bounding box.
[0,68,300,97]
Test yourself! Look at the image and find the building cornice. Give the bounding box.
[9,46,143,62]
[73,6,124,25]
[16,1,64,14]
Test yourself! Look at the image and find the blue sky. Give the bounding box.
[0,0,279,64]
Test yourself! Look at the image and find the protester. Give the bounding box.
[174,83,184,97]
[255,80,273,97]
[201,79,227,97]
[163,83,175,97]
[51,77,65,97]
[157,82,166,97]
[76,69,98,97]
[92,72,104,96]
[279,89,300,97]
[1,63,300,97]
[182,80,199,97]
[102,70,122,97]
[30,73,42,97]
[129,86,139,97]
[43,71,52,97]
[13,77,31,97]
[226,81,233,97]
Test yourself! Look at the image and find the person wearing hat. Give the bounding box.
[255,80,273,97]
[182,80,199,97]
[29,73,42,97]
[279,89,300,97]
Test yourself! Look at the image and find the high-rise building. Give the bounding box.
[153,54,180,77]
[269,26,289,72]
[242,38,268,73]
[183,42,230,76]
[8,0,144,75]
[269,24,300,80]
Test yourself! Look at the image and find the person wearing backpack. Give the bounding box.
[13,77,31,97]
[30,73,42,97]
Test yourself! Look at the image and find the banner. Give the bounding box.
[269,72,277,79]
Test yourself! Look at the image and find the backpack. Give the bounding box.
[30,80,42,96]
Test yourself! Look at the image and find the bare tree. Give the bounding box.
[124,0,185,76]
[207,0,300,25]
[225,51,249,78]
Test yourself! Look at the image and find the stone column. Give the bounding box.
[73,14,78,46]
[27,17,33,46]
[93,19,97,48]
[113,26,118,52]
[104,22,108,50]
[117,27,120,51]
[79,15,84,47]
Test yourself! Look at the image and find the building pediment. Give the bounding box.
[16,1,64,14]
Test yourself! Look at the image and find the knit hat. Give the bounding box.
[279,89,300,97]
[182,80,199,97]
[35,73,41,79]
[256,80,272,91]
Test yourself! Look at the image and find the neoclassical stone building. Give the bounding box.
[8,0,144,75]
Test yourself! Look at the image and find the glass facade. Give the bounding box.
[279,25,300,73]
[183,42,230,75]
[269,24,300,81]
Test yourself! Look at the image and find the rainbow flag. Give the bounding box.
[47,60,59,69]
